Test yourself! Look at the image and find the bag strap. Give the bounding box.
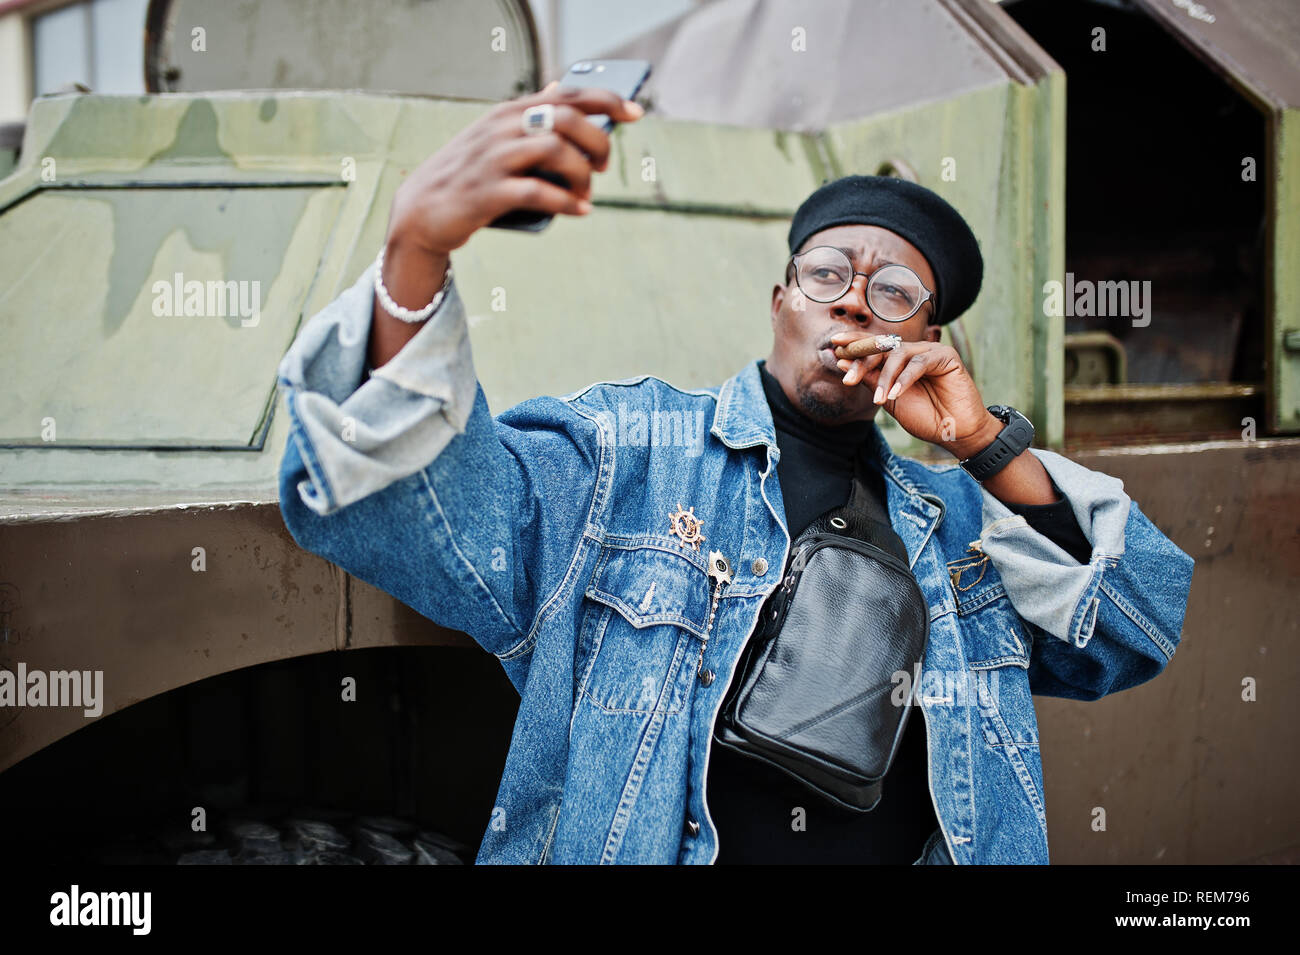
[843,446,889,522]
[792,446,910,565]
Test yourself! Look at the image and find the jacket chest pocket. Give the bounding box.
[578,541,714,716]
[948,555,1040,748]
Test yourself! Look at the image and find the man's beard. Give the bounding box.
[794,377,856,423]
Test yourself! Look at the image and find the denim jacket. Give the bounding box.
[276,262,1195,865]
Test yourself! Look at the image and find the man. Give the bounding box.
[276,85,1194,864]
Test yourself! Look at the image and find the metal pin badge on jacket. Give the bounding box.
[707,550,733,586]
[668,503,706,552]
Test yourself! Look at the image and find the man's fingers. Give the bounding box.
[837,351,885,387]
[506,93,638,173]
[491,174,591,219]
[520,84,644,124]
[873,348,931,404]
[881,361,928,402]
[835,339,949,402]
[543,102,614,170]
[492,131,595,199]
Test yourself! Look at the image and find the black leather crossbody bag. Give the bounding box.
[713,450,931,813]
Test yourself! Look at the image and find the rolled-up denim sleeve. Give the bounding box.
[1005,480,1093,564]
[275,262,602,667]
[276,260,478,517]
[975,449,1194,700]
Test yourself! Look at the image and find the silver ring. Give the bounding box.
[875,334,903,351]
[521,103,555,136]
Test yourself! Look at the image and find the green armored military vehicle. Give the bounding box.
[1,0,1297,864]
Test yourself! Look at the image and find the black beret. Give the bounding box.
[787,175,983,326]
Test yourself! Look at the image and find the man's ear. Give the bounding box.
[922,309,942,342]
[771,284,785,329]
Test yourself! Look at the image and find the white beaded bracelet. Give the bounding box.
[374,244,453,323]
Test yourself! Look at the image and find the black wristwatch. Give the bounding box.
[959,405,1035,482]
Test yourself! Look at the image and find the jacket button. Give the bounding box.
[752,557,768,576]
[699,668,715,686]
[685,818,700,837]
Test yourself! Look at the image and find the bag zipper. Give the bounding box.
[766,534,919,635]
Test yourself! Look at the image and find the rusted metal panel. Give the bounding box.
[1039,437,1300,864]
[1064,383,1265,444]
[1133,0,1300,110]
[0,504,472,774]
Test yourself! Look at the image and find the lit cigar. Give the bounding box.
[833,334,902,360]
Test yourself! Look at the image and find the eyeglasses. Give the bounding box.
[788,246,936,322]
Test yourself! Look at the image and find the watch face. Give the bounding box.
[963,406,1034,480]
[1008,410,1034,442]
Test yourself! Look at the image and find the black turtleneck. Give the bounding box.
[706,360,1092,864]
[758,360,891,535]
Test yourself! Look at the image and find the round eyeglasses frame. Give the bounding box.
[787,246,936,322]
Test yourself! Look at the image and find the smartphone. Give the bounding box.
[488,59,652,232]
